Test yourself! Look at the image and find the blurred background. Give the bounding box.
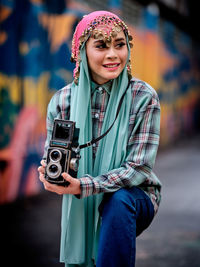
[0,0,199,266]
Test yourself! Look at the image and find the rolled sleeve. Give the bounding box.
[79,175,103,198]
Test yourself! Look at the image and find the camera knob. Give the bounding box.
[69,158,79,172]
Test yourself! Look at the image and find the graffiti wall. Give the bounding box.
[131,6,200,145]
[0,0,200,203]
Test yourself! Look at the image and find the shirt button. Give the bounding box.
[95,113,99,119]
[98,87,103,93]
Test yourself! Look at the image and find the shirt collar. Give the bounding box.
[91,80,112,95]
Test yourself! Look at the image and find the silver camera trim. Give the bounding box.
[49,149,62,162]
[46,162,62,179]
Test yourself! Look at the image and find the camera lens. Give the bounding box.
[49,164,58,173]
[50,149,62,162]
[46,162,62,179]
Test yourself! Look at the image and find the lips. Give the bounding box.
[103,63,120,69]
[103,63,120,71]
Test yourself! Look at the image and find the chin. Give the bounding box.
[93,71,122,84]
[106,73,121,80]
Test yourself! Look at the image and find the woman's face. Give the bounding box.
[86,30,128,85]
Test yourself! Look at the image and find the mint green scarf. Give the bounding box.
[60,44,132,267]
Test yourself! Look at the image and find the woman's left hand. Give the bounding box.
[38,164,81,195]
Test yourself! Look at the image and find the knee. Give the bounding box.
[102,188,136,218]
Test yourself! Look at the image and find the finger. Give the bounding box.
[43,180,63,195]
[43,181,54,192]
[38,165,45,174]
[40,159,47,167]
[39,173,46,183]
[61,173,81,195]
[62,172,73,183]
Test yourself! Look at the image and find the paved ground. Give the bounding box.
[136,136,200,267]
[0,136,200,267]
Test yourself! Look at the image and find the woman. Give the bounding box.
[38,10,162,267]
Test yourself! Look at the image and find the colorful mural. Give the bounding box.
[0,0,200,203]
[131,6,200,145]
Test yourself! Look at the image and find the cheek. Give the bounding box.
[121,49,128,64]
[88,52,103,70]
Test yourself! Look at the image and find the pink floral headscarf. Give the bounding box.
[71,10,133,83]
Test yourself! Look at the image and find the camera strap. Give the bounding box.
[79,81,131,150]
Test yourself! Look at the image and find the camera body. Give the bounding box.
[45,119,80,186]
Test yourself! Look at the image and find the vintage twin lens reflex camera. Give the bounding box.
[45,119,80,186]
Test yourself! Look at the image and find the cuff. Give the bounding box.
[78,175,101,198]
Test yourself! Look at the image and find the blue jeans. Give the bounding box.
[96,187,154,267]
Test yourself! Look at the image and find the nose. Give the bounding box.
[106,46,118,59]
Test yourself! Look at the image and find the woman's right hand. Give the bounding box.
[38,159,46,182]
[37,159,81,195]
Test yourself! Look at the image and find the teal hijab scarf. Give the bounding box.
[60,12,133,267]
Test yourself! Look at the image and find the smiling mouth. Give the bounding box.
[103,63,120,68]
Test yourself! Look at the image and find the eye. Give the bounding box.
[116,42,126,48]
[95,42,107,49]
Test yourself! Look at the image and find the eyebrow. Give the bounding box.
[114,37,126,42]
[93,37,126,44]
[93,40,105,44]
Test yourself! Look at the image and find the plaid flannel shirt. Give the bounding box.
[44,77,162,213]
